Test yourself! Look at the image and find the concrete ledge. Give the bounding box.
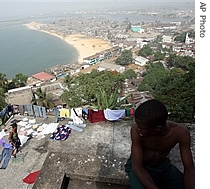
[33,152,129,189]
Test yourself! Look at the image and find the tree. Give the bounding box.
[0,73,8,92]
[153,35,163,44]
[115,50,133,65]
[154,67,194,123]
[0,87,7,111]
[137,56,195,123]
[124,69,137,79]
[153,51,165,61]
[138,62,167,92]
[63,74,74,88]
[166,53,178,68]
[126,22,131,33]
[61,70,126,108]
[166,54,194,71]
[7,82,16,90]
[173,30,195,43]
[137,44,153,58]
[31,88,55,109]
[0,73,8,112]
[188,30,195,38]
[173,32,186,43]
[11,73,28,88]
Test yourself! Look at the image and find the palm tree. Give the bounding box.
[63,74,74,89]
[0,87,7,111]
[0,73,8,92]
[31,87,55,109]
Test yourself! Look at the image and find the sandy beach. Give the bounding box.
[25,22,112,63]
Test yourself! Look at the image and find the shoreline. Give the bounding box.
[25,22,113,63]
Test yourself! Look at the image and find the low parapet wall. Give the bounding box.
[32,120,194,188]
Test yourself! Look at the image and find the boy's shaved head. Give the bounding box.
[135,99,168,128]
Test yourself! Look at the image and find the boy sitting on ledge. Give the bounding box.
[125,99,195,189]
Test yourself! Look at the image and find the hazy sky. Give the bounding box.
[0,0,195,20]
[0,0,195,2]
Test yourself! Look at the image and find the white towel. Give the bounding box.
[70,108,83,125]
[41,123,59,135]
[104,109,125,121]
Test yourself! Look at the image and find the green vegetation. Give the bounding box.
[126,22,131,33]
[138,56,195,123]
[0,41,195,124]
[153,51,165,61]
[61,69,125,108]
[63,74,74,88]
[137,44,153,58]
[0,73,8,92]
[166,54,194,71]
[0,73,8,110]
[173,32,186,43]
[0,72,28,91]
[31,87,55,109]
[0,88,7,111]
[173,30,195,43]
[115,49,133,65]
[93,88,129,110]
[10,73,28,89]
[153,35,163,44]
[124,69,137,79]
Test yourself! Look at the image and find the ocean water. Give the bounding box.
[0,21,78,79]
[0,2,194,79]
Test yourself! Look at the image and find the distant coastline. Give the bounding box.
[25,22,113,63]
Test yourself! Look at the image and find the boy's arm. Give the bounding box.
[131,127,159,189]
[178,126,195,189]
[8,131,15,146]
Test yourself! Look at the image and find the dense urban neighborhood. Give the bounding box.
[0,4,195,189]
[1,7,195,121]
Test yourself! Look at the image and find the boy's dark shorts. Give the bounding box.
[124,156,184,189]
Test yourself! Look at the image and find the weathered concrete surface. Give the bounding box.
[0,115,195,189]
[33,120,131,189]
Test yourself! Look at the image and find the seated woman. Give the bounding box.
[8,123,21,158]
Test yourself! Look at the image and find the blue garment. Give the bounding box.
[50,125,71,141]
[0,139,12,149]
[0,148,12,169]
[0,106,9,118]
[8,105,14,113]
[42,107,47,119]
[38,106,43,117]
[26,104,34,116]
[19,105,24,115]
[82,108,88,120]
[0,111,3,118]
[82,108,88,114]
[54,107,59,123]
[33,105,40,117]
[23,105,27,114]
[2,142,12,149]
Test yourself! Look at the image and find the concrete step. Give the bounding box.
[65,179,130,189]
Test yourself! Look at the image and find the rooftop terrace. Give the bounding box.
[0,115,194,189]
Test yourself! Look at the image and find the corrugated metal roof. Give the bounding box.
[32,72,55,81]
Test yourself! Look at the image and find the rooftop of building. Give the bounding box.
[0,114,194,189]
